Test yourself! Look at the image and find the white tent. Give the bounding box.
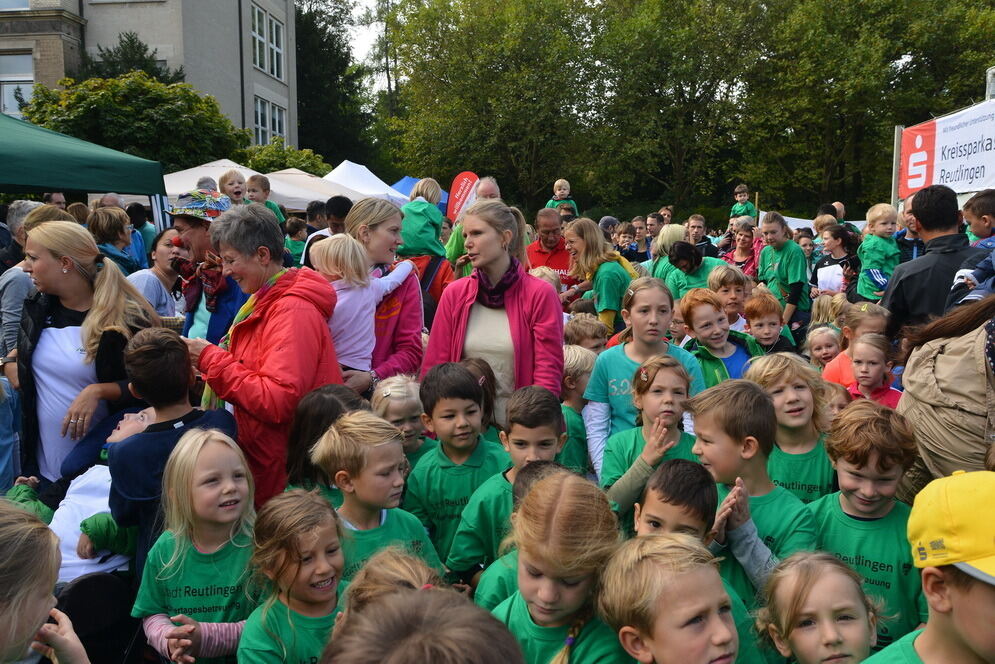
[266,167,365,202]
[322,160,408,206]
[162,159,325,211]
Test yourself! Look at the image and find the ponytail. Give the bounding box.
[550,605,595,664]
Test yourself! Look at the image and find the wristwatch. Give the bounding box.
[368,369,381,390]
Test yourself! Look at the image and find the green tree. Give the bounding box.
[21,71,249,172]
[295,0,376,167]
[392,0,596,210]
[75,31,185,83]
[241,136,331,176]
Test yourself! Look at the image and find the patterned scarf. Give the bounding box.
[201,269,288,410]
[173,251,228,313]
[474,258,522,308]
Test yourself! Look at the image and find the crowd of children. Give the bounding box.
[2,180,995,664]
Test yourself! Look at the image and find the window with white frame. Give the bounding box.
[254,97,286,145]
[251,4,284,80]
[0,53,32,119]
[0,1,30,9]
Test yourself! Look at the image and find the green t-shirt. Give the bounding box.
[665,256,727,299]
[731,201,758,219]
[263,199,286,223]
[600,429,698,531]
[766,435,835,504]
[584,343,705,438]
[545,197,579,215]
[237,599,336,664]
[857,234,901,301]
[863,628,924,663]
[339,507,443,583]
[407,436,440,471]
[132,531,255,664]
[445,224,473,278]
[284,237,306,265]
[402,439,511,561]
[716,484,818,608]
[758,241,811,312]
[808,494,927,649]
[592,260,632,318]
[649,256,677,283]
[557,404,590,474]
[446,469,514,573]
[286,481,343,509]
[475,549,519,611]
[492,591,635,664]
[724,578,768,664]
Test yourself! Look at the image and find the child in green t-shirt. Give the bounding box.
[246,174,286,223]
[558,344,597,474]
[402,363,511,562]
[682,288,765,387]
[446,386,566,582]
[809,400,926,650]
[629,460,768,664]
[599,533,740,664]
[857,204,900,302]
[688,380,818,609]
[310,410,442,585]
[601,355,698,531]
[544,177,579,216]
[370,374,439,474]
[731,183,758,220]
[283,217,308,265]
[756,552,879,664]
[238,491,344,663]
[131,429,257,664]
[491,472,631,663]
[744,354,835,504]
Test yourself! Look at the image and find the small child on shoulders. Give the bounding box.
[446,386,565,584]
[807,400,924,650]
[744,292,797,354]
[730,183,758,220]
[856,204,900,303]
[245,174,286,223]
[544,178,579,216]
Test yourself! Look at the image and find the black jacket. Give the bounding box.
[895,230,926,264]
[881,233,986,338]
[695,239,720,258]
[17,291,139,478]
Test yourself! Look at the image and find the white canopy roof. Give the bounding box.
[266,168,365,202]
[161,159,326,211]
[322,160,408,206]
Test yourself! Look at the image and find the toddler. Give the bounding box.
[856,204,899,302]
[544,178,579,216]
[246,174,286,223]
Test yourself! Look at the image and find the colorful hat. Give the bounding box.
[908,470,995,584]
[166,189,231,222]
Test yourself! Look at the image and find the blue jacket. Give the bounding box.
[182,276,250,344]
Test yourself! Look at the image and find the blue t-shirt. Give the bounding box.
[719,344,751,380]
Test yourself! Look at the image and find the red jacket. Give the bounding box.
[527,238,578,289]
[198,268,343,505]
[421,265,564,395]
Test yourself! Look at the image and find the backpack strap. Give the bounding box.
[421,256,445,294]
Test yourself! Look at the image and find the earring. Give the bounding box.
[62,268,69,274]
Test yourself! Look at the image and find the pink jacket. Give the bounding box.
[422,268,564,395]
[372,268,424,379]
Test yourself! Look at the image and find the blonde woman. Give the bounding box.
[564,217,636,331]
[11,221,157,483]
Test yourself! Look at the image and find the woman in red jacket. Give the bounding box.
[422,199,564,427]
[183,204,342,505]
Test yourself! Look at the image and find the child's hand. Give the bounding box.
[14,475,39,488]
[76,533,96,559]
[710,486,740,545]
[639,417,676,467]
[873,290,884,298]
[32,609,91,664]
[166,614,201,663]
[726,478,751,531]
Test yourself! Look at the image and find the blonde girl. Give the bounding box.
[744,354,835,504]
[829,293,850,328]
[311,233,414,372]
[757,552,878,664]
[825,381,852,420]
[492,473,627,663]
[132,429,256,664]
[238,490,344,663]
[217,169,245,205]
[809,294,835,327]
[600,356,697,527]
[806,324,842,370]
[849,334,901,408]
[563,217,637,331]
[371,374,438,471]
[0,501,89,664]
[14,221,158,482]
[582,277,704,479]
[821,302,889,387]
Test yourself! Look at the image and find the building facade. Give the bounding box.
[0,0,297,145]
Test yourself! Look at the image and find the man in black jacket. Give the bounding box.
[881,185,986,338]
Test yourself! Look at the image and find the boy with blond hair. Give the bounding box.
[245,174,286,223]
[864,470,995,663]
[544,178,579,215]
[707,263,750,331]
[857,203,900,302]
[558,344,597,474]
[688,380,817,608]
[564,313,611,355]
[808,400,926,650]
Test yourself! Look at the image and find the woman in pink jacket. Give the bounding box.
[422,199,564,426]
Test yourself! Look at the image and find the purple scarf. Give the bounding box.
[474,258,523,308]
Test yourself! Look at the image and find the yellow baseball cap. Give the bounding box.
[908,470,995,585]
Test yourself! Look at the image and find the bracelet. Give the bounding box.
[1,356,15,365]
[368,369,380,389]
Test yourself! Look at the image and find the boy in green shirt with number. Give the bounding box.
[446,386,565,584]
[808,400,926,651]
[403,363,511,562]
[864,470,995,664]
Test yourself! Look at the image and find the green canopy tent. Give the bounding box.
[0,113,165,195]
